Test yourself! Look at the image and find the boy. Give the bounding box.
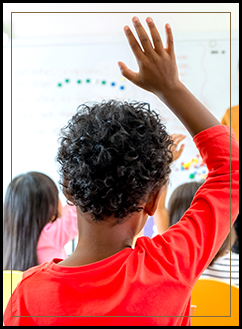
[3,16,239,326]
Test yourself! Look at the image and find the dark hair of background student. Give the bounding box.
[231,214,239,254]
[56,100,174,223]
[3,172,59,271]
[168,181,236,265]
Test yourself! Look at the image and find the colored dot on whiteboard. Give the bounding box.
[77,80,82,84]
[65,79,70,83]
[120,86,125,90]
[111,82,115,86]
[101,80,106,84]
[86,79,91,83]
[121,77,125,81]
[57,83,62,87]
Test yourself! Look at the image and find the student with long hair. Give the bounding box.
[4,17,239,326]
[3,171,78,272]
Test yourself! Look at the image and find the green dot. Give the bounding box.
[86,79,91,83]
[189,174,195,179]
[65,79,69,83]
[57,83,62,87]
[101,80,106,85]
[77,80,82,84]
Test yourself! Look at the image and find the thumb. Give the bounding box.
[118,61,140,85]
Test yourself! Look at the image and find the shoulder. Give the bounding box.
[135,235,156,247]
[135,234,167,257]
[207,251,239,270]
[22,261,50,280]
[219,251,239,262]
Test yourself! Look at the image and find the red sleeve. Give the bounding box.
[151,125,239,288]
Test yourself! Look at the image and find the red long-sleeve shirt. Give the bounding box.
[3,125,239,326]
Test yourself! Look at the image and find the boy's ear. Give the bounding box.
[143,187,164,216]
[62,179,74,203]
[64,192,74,204]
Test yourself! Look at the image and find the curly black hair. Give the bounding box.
[56,100,173,222]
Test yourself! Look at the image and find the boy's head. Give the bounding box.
[57,100,173,222]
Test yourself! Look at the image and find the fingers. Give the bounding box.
[123,25,145,61]
[131,16,154,55]
[165,23,175,56]
[170,134,186,162]
[146,17,164,55]
[176,144,185,157]
[171,134,186,145]
[177,142,185,152]
[124,17,175,58]
[118,61,140,86]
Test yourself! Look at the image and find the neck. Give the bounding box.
[59,206,147,267]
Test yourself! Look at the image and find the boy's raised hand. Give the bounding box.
[118,17,180,98]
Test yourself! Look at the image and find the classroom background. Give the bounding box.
[3,4,239,253]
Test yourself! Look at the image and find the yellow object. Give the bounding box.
[3,271,23,316]
[221,105,239,142]
[183,161,193,169]
[191,278,239,326]
[182,158,198,169]
[190,305,197,316]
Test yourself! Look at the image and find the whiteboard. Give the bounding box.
[3,31,239,207]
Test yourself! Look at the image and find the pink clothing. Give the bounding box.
[37,204,78,264]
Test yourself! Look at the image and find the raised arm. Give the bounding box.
[118,16,220,137]
[119,17,239,286]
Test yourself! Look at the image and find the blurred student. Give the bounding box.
[157,181,239,287]
[3,17,239,326]
[3,171,78,271]
[221,103,239,142]
[221,62,239,256]
[201,233,239,287]
[231,214,239,254]
[221,61,239,142]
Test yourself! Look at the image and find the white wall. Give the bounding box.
[3,3,239,41]
[3,2,239,198]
